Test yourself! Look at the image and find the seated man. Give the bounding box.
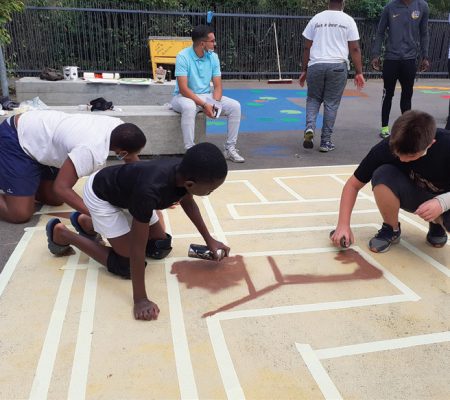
[170,24,245,163]
[0,110,145,223]
[331,110,450,253]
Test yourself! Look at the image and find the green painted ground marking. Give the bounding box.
[280,110,302,114]
[281,117,300,122]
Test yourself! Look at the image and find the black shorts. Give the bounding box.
[371,164,436,213]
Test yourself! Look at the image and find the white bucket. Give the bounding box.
[63,66,79,80]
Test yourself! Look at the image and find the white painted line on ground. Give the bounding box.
[60,263,91,270]
[225,180,268,203]
[316,331,450,360]
[296,343,342,400]
[278,173,353,180]
[225,209,379,220]
[207,318,246,400]
[355,247,420,301]
[228,198,346,206]
[228,166,358,174]
[33,208,73,215]
[33,205,52,215]
[68,260,100,400]
[29,251,80,400]
[273,177,305,200]
[213,295,412,322]
[165,259,198,399]
[400,239,450,277]
[202,197,227,244]
[0,229,34,298]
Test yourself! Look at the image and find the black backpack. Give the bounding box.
[90,97,113,111]
[39,67,64,81]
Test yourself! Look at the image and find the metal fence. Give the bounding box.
[4,2,450,79]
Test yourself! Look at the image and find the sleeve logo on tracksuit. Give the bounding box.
[411,10,420,20]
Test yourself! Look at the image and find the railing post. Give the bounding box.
[0,45,9,97]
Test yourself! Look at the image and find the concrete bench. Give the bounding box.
[1,106,206,156]
[15,77,175,106]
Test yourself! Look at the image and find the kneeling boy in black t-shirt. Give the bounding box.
[46,143,230,321]
[331,110,450,253]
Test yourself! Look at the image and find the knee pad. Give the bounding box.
[146,233,172,259]
[106,250,148,279]
[107,250,132,279]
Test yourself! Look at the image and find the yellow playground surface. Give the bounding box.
[1,165,449,399]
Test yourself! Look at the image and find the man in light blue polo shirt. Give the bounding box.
[171,25,244,163]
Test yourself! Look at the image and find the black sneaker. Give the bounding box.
[426,222,447,247]
[319,140,336,152]
[369,223,401,253]
[303,128,314,149]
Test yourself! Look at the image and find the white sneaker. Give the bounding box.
[224,147,245,163]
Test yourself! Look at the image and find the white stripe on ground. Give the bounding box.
[225,209,379,220]
[207,318,246,400]
[202,197,227,244]
[165,259,198,399]
[0,229,34,297]
[296,343,343,400]
[273,177,305,200]
[29,251,80,400]
[67,260,100,400]
[225,180,268,202]
[316,331,450,359]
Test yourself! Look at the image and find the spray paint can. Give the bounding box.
[329,230,350,248]
[188,244,225,260]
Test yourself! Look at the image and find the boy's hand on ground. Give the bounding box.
[415,199,443,222]
[134,298,160,321]
[299,72,307,87]
[206,238,230,261]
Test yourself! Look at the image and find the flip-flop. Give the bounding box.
[46,218,71,256]
[70,211,102,242]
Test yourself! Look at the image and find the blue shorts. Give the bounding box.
[0,118,59,196]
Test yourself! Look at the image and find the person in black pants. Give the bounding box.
[371,0,430,138]
[446,57,450,130]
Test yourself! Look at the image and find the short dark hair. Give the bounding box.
[329,0,344,4]
[389,110,436,155]
[191,25,214,43]
[178,142,228,182]
[110,123,146,153]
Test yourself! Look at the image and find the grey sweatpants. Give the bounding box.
[305,62,348,142]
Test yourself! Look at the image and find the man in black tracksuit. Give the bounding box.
[371,0,429,139]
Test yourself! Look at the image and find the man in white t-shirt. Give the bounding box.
[299,0,365,152]
[446,14,450,130]
[0,110,146,223]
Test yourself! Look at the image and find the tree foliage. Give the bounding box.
[0,1,24,44]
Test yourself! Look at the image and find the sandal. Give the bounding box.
[70,211,102,242]
[46,218,71,256]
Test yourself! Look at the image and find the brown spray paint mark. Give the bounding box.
[171,249,382,318]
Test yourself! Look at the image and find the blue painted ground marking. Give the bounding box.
[206,89,323,135]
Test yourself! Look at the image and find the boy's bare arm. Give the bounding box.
[337,175,365,227]
[130,218,159,321]
[53,158,90,215]
[331,175,365,247]
[180,194,230,257]
[180,194,213,242]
